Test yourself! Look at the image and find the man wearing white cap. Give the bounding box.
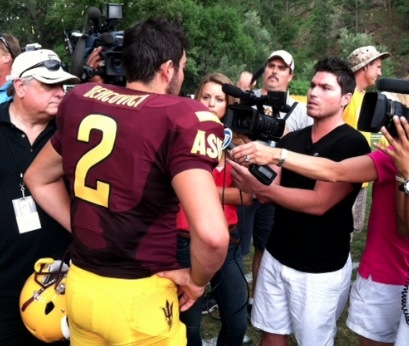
[237,50,313,318]
[0,49,79,345]
[345,46,391,235]
[254,49,313,132]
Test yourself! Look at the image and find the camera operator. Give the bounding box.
[83,46,104,83]
[238,50,313,133]
[346,46,390,235]
[229,57,371,345]
[0,33,21,103]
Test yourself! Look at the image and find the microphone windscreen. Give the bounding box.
[87,7,101,23]
[222,84,243,98]
[99,32,115,45]
[377,78,409,95]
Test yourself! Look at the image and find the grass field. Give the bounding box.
[200,182,373,345]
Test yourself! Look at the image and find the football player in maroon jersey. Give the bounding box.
[25,17,229,345]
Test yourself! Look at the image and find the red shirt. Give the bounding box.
[176,163,238,231]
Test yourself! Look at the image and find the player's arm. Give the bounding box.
[24,141,71,232]
[172,168,229,286]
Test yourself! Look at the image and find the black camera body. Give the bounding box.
[358,78,409,138]
[221,84,297,186]
[68,4,125,86]
[222,84,293,142]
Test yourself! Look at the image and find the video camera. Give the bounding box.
[358,78,409,138]
[221,84,297,142]
[67,3,125,86]
[222,84,298,185]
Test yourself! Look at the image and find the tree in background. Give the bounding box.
[0,0,405,94]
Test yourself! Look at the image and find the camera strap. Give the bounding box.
[70,34,88,78]
[282,102,298,121]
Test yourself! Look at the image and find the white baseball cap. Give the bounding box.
[7,49,80,84]
[267,50,295,72]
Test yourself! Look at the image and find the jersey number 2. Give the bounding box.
[74,114,117,207]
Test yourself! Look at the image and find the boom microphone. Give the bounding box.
[251,66,265,85]
[222,84,259,103]
[377,78,409,95]
[83,6,101,33]
[87,7,102,24]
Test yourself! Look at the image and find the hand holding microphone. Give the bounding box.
[222,128,277,185]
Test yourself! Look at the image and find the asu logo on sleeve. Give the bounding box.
[190,111,223,161]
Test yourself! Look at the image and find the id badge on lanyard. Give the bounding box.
[12,177,41,233]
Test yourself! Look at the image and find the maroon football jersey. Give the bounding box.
[52,83,224,278]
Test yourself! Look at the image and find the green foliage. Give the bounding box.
[338,28,375,59]
[308,0,335,54]
[1,0,408,91]
[296,60,317,82]
[400,37,409,55]
[290,79,310,96]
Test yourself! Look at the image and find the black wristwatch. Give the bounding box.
[396,175,409,195]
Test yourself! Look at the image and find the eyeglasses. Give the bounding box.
[19,59,61,78]
[0,34,14,59]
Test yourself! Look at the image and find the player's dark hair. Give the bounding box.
[122,17,188,84]
[314,57,356,95]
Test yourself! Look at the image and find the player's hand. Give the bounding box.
[156,268,205,311]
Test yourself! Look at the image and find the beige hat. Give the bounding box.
[267,50,294,72]
[348,46,390,72]
[7,49,80,84]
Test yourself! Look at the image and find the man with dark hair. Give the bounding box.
[229,57,371,345]
[0,33,21,103]
[24,17,229,345]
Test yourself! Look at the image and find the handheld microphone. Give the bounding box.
[377,78,409,95]
[223,128,276,185]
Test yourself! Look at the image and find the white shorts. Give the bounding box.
[347,274,403,343]
[395,313,409,346]
[251,251,351,346]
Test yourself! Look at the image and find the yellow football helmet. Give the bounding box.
[19,258,70,343]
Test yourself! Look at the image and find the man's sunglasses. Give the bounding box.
[0,34,14,59]
[19,59,61,78]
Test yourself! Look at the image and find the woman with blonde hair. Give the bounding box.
[177,72,251,345]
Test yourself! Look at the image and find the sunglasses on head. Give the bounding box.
[19,59,61,78]
[0,34,14,59]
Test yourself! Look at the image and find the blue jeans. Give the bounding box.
[177,232,248,346]
[237,200,275,256]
